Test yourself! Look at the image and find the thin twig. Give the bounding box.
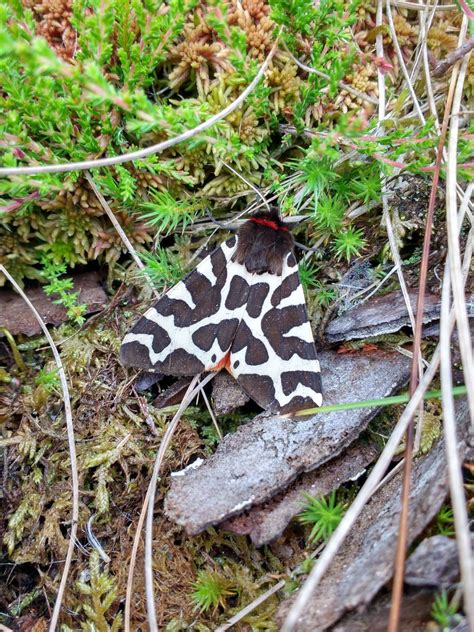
[0,39,279,177]
[144,373,216,630]
[0,265,79,632]
[432,35,474,76]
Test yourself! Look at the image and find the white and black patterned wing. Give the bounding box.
[121,236,251,375]
[229,252,322,414]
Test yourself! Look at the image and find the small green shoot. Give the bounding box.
[348,166,381,206]
[35,367,60,393]
[76,550,123,631]
[435,505,455,537]
[333,228,366,261]
[139,192,204,235]
[313,281,336,307]
[292,156,340,210]
[191,569,236,613]
[298,260,319,289]
[431,591,460,630]
[312,194,345,233]
[41,260,87,325]
[298,491,345,543]
[294,384,467,417]
[139,248,183,291]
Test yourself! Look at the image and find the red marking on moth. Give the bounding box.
[210,352,232,372]
[250,218,289,232]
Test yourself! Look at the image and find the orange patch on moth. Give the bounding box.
[210,352,232,372]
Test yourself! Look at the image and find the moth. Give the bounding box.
[121,207,322,415]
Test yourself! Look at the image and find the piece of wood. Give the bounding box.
[222,440,379,546]
[325,290,442,342]
[165,349,411,534]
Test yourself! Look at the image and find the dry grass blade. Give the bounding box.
[215,580,286,631]
[440,259,474,629]
[145,373,216,630]
[0,39,279,177]
[445,31,474,426]
[0,265,79,632]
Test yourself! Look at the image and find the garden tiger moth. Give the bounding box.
[121,207,322,415]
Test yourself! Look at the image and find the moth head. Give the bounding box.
[234,207,294,275]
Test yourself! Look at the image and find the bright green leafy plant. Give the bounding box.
[191,569,236,613]
[298,491,345,543]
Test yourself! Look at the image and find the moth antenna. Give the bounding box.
[294,241,319,254]
[205,208,237,232]
[220,161,271,212]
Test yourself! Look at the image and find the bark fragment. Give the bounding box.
[325,290,441,342]
[165,349,410,534]
[222,440,379,546]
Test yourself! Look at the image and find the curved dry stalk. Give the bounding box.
[145,373,216,630]
[440,259,474,629]
[124,473,152,632]
[375,0,418,356]
[220,161,270,212]
[419,0,441,129]
[445,34,474,426]
[200,384,223,441]
[409,0,439,89]
[283,44,378,106]
[0,265,79,632]
[390,0,456,9]
[125,375,217,631]
[0,39,279,178]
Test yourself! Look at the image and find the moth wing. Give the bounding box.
[121,236,251,375]
[229,252,322,414]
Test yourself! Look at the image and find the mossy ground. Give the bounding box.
[1,0,473,628]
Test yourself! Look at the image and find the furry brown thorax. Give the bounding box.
[234,208,294,275]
